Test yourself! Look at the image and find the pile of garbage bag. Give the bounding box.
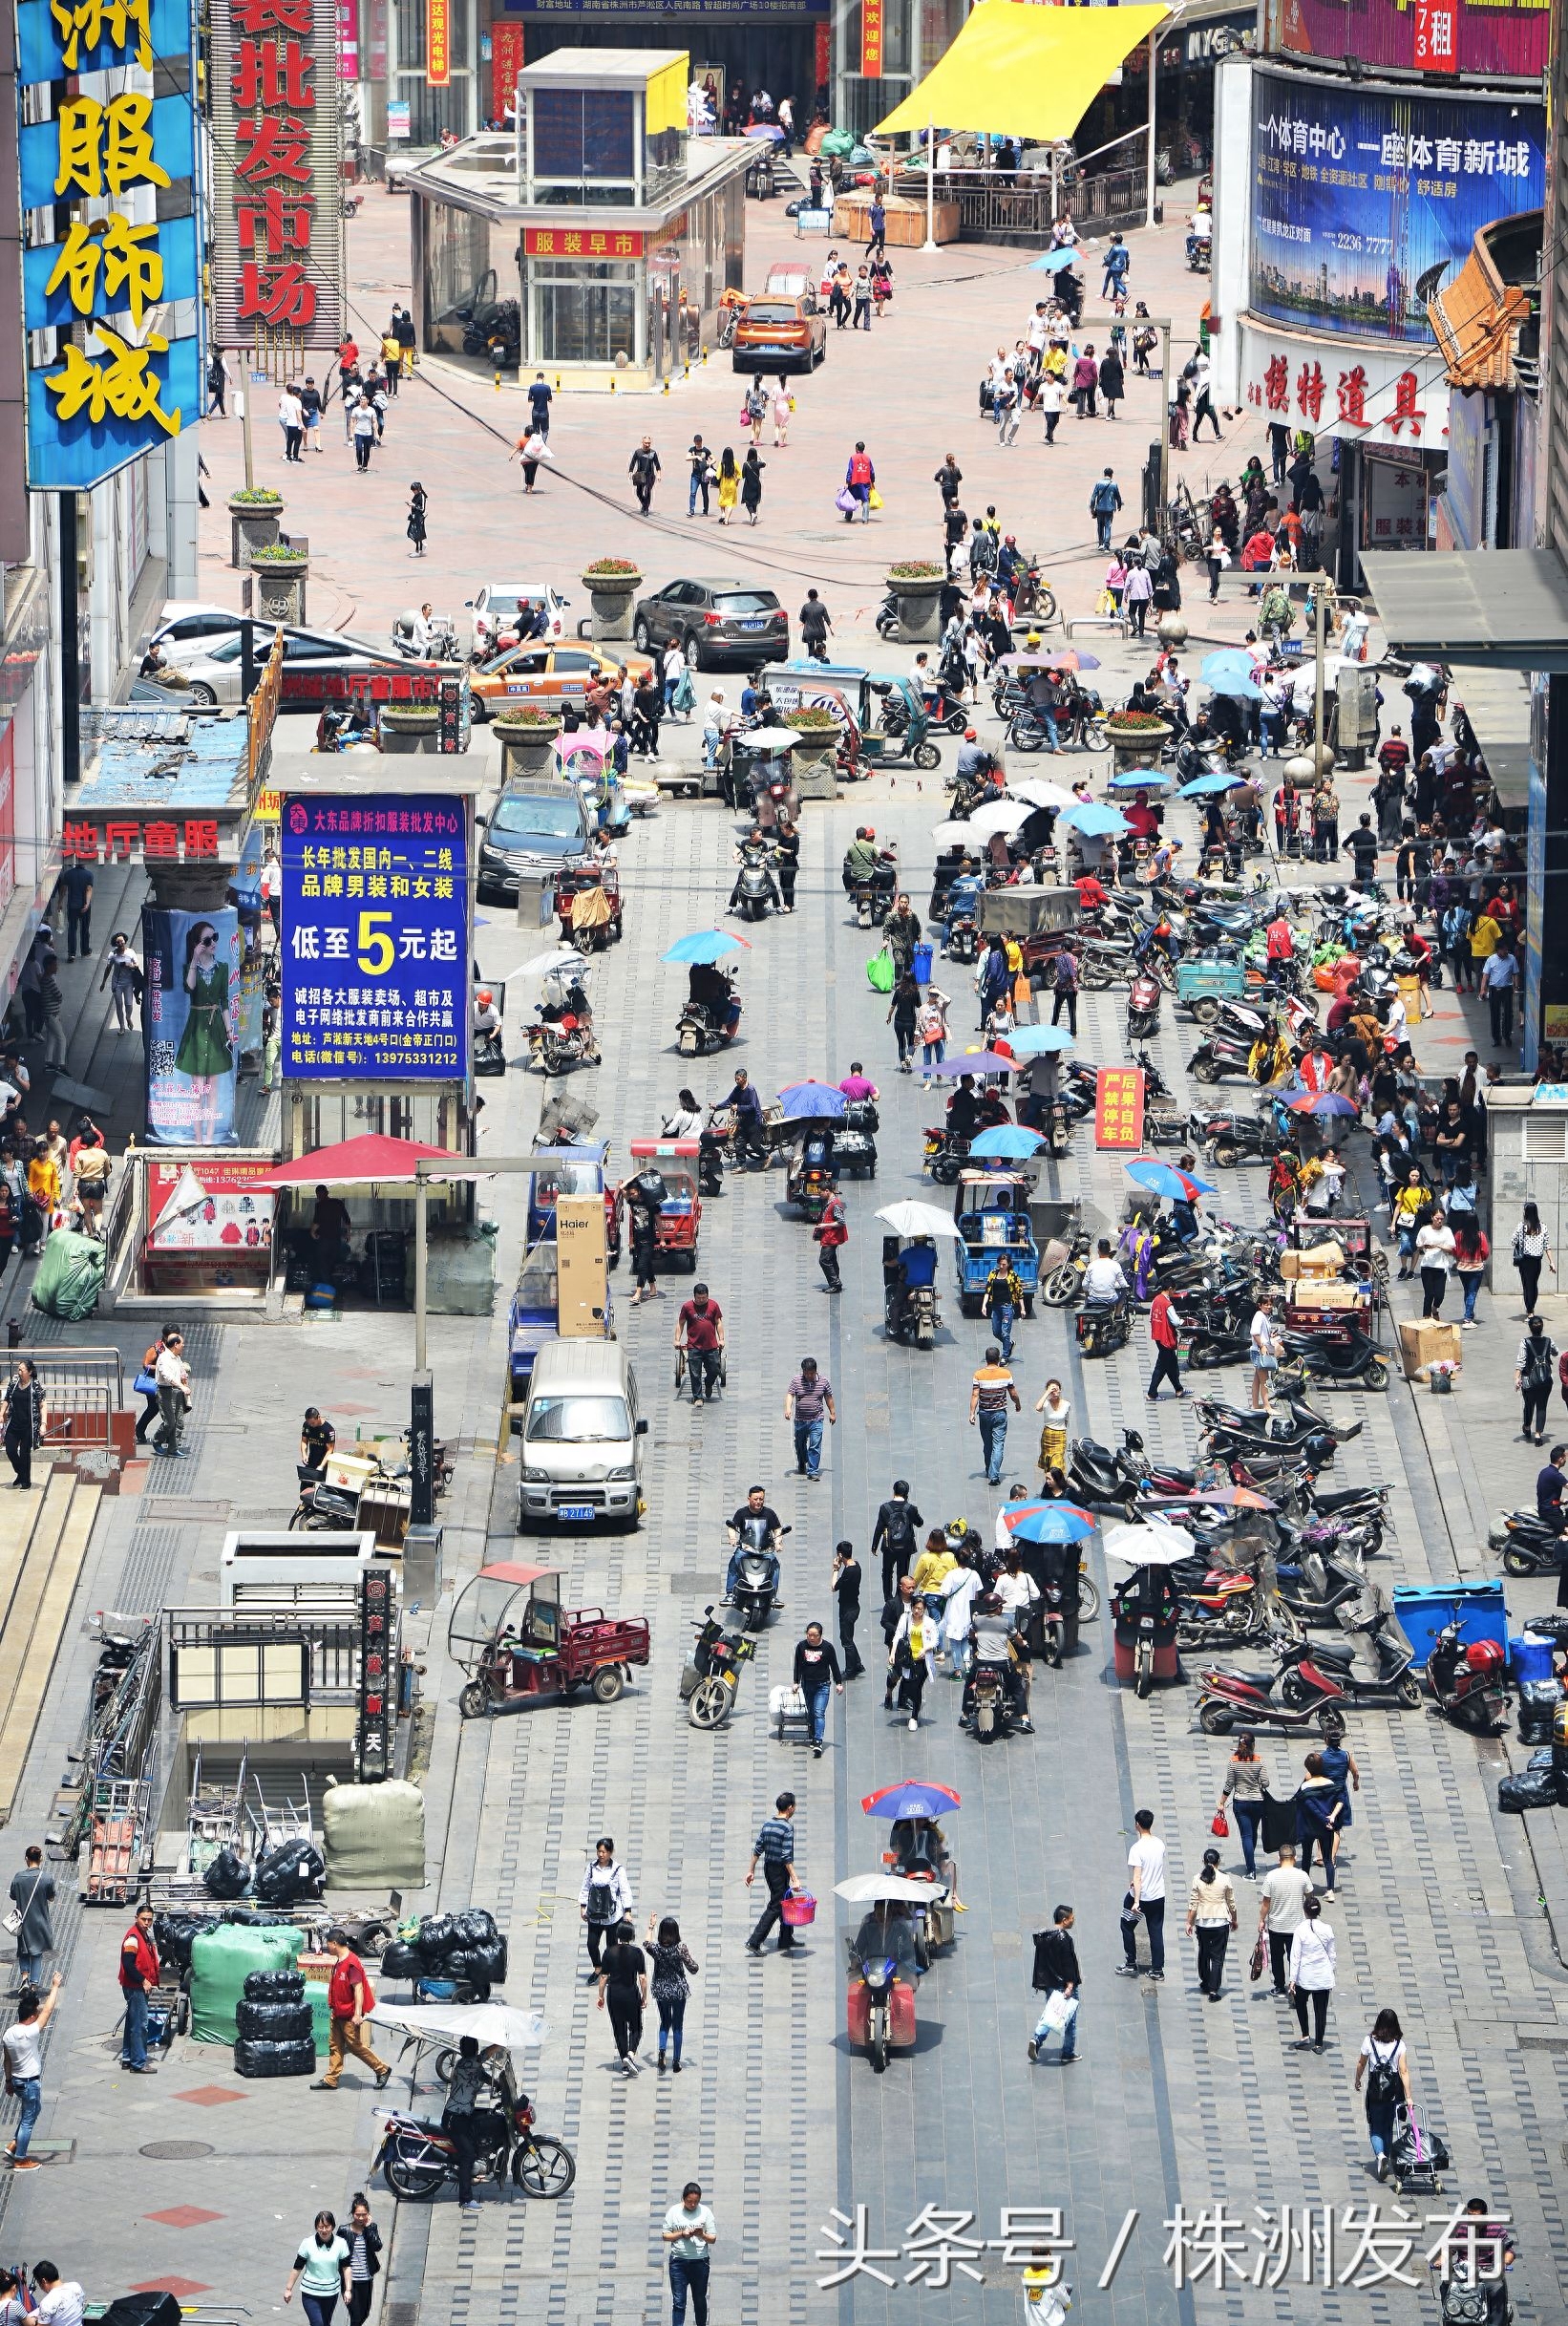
[234,1967,315,2079]
[200,1837,327,1906]
[154,1906,307,1972]
[1497,1746,1567,1813]
[380,1906,507,1993]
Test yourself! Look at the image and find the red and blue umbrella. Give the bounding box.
[1287,1089,1359,1118]
[1002,1501,1097,1544]
[860,1780,963,1819]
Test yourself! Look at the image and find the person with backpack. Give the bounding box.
[1515,1313,1558,1444]
[1354,2007,1413,2179]
[579,1837,634,1972]
[1089,468,1122,549]
[871,1480,923,1600]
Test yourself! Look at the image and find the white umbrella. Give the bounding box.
[497,947,583,981]
[875,1199,964,1241]
[1007,778,1076,811]
[1103,1520,1197,1568]
[964,799,1032,839]
[739,725,801,752]
[931,821,983,848]
[368,2000,548,2050]
[834,1873,952,1906]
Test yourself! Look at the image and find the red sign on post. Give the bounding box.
[525,226,645,258]
[426,0,450,86]
[1094,1067,1146,1151]
[492,22,525,121]
[860,0,883,77]
[1412,0,1459,69]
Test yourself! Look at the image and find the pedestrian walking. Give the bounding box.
[314,1930,391,2092]
[1482,936,1518,1050]
[1287,1892,1336,2050]
[852,267,873,329]
[1098,343,1125,418]
[630,436,662,513]
[579,1838,634,1974]
[1249,1291,1281,1411]
[1205,527,1229,604]
[1452,1214,1489,1328]
[3,1971,60,2169]
[663,2184,717,2326]
[207,346,231,415]
[1028,1904,1081,2064]
[833,1542,866,1677]
[771,379,792,447]
[888,968,920,1070]
[628,1180,660,1305]
[886,1587,938,1732]
[284,2213,351,2326]
[643,1917,699,2071]
[799,588,832,659]
[715,445,739,524]
[784,1356,836,1479]
[350,398,375,471]
[1416,1205,1455,1319]
[982,1258,1024,1364]
[1355,2008,1414,2179]
[843,439,875,522]
[1186,1849,1239,2000]
[343,2195,382,2325]
[100,931,142,1031]
[278,383,303,461]
[686,434,713,515]
[1118,1807,1167,1981]
[406,481,427,557]
[794,1621,844,1759]
[1295,1751,1345,1892]
[300,374,322,451]
[916,983,949,1082]
[61,858,93,961]
[1035,1379,1070,1477]
[1257,1841,1314,1994]
[1089,468,1122,549]
[814,1184,847,1294]
[872,1481,923,1599]
[152,1329,189,1457]
[745,1792,798,1953]
[673,1281,723,1404]
[39,951,64,1069]
[970,1347,1022,1485]
[597,1917,647,2072]
[3,1361,42,1491]
[1049,946,1078,1034]
[526,370,553,438]
[117,1900,159,2072]
[1513,1201,1553,1312]
[741,448,764,523]
[1218,1732,1269,1877]
[8,1844,55,1989]
[1517,1314,1557,1443]
[1146,1284,1185,1401]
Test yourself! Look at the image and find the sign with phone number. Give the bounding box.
[279,792,470,1083]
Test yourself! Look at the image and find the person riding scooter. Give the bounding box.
[729,826,782,916]
[961,1590,1032,1732]
[887,1234,939,1339]
[842,828,880,895]
[850,1896,922,1977]
[687,959,739,1040]
[724,1484,785,1603]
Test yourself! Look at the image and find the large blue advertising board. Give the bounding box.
[1249,65,1544,343]
[279,794,470,1084]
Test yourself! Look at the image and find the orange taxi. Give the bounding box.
[470,640,652,717]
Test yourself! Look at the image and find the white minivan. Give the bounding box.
[517,1339,646,1531]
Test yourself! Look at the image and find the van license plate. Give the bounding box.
[558,1504,594,1522]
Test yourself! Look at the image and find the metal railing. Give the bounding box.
[894,162,1151,245]
[166,1607,385,1699]
[11,1346,125,1452]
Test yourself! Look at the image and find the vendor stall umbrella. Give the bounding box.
[928,1050,1016,1078]
[1103,1520,1197,1568]
[1002,1502,1098,1544]
[1177,770,1242,798]
[1005,1024,1077,1056]
[1125,1156,1216,1201]
[968,1124,1047,1159]
[860,1780,963,1819]
[874,1198,965,1240]
[1058,800,1129,839]
[777,1078,847,1120]
[662,929,752,964]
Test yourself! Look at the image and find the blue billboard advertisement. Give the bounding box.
[141,907,243,1147]
[1249,66,1544,343]
[279,794,470,1084]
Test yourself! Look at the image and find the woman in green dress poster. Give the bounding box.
[174,920,234,1142]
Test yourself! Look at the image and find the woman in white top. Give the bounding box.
[1035,1380,1070,1476]
[1184,1848,1239,2000]
[1415,1206,1456,1321]
[939,1562,982,1681]
[1354,2006,1413,2179]
[887,1595,940,1734]
[1286,1892,1336,2051]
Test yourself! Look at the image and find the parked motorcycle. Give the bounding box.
[1425,1617,1512,1733]
[1277,1324,1389,1391]
[1126,970,1162,1042]
[734,845,778,923]
[1076,1295,1132,1359]
[922,1126,971,1185]
[1273,1609,1420,1711]
[680,1608,756,1730]
[1489,1507,1567,1579]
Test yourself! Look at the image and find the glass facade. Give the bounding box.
[418,197,520,370]
[394,0,476,142]
[529,259,638,366]
[531,87,638,204]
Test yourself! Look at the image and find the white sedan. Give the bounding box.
[464,584,571,655]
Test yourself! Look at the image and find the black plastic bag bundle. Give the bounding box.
[418,1913,456,1955]
[222,1906,295,1928]
[236,1997,314,2042]
[243,1969,306,2003]
[380,1940,425,1980]
[234,2035,316,2078]
[202,1846,251,1900]
[451,1909,498,1949]
[252,1839,326,1906]
[153,1912,214,1971]
[1516,1679,1561,1745]
[1498,1766,1561,1813]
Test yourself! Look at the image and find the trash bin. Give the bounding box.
[1513,1632,1557,1685]
[913,941,934,985]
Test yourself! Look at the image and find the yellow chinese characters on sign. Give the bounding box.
[1093,1066,1146,1152]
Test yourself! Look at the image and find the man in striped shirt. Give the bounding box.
[969,1348,1022,1486]
[745,1793,798,1955]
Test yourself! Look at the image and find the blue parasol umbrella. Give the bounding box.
[1208,673,1264,701]
[969,1124,1047,1159]
[1201,651,1259,685]
[1126,1156,1217,1202]
[1178,770,1243,798]
[860,1780,962,1818]
[1058,801,1129,839]
[1287,1089,1360,1118]
[777,1078,847,1120]
[929,1051,1015,1078]
[1028,246,1078,273]
[1003,1502,1097,1544]
[663,929,752,964]
[1106,767,1173,792]
[1006,1024,1078,1056]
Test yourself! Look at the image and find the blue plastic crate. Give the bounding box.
[1392,1582,1508,1672]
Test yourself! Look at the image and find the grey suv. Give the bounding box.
[631,579,789,671]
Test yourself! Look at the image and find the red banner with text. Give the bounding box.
[492,21,525,120]
[1093,1067,1146,1152]
[860,0,883,77]
[426,0,450,86]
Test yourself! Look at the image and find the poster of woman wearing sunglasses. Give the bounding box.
[141,907,241,1145]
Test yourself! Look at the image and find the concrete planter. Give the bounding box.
[493,721,562,783]
[379,707,441,756]
[229,495,283,568]
[252,553,308,626]
[582,570,641,644]
[1106,720,1172,772]
[888,578,943,644]
[789,729,840,799]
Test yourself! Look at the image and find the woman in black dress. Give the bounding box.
[597,1919,647,2074]
[407,481,427,558]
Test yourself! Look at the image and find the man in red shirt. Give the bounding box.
[1074,870,1109,913]
[118,1902,160,2073]
[815,1187,848,1295]
[1147,1287,1185,1402]
[316,1931,391,2092]
[675,1281,725,1403]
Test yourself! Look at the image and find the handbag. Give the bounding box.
[1039,1990,1073,2035]
[1210,1809,1229,1837]
[835,486,857,515]
[133,1369,158,1397]
[866,948,895,994]
[868,487,883,510]
[4,1867,42,1937]
[1248,1932,1266,1983]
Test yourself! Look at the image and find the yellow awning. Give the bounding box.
[876,0,1170,141]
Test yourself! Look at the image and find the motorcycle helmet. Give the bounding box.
[1464,1638,1505,1677]
[1303,1432,1336,1469]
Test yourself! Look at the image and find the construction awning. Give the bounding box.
[1428,251,1529,391]
[876,0,1170,141]
[1360,549,1568,675]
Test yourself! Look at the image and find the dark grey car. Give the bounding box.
[630,579,790,671]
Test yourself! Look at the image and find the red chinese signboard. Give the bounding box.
[1272,0,1545,78]
[211,0,345,351]
[1241,326,1445,456]
[492,22,525,121]
[1412,0,1458,71]
[1094,1068,1146,1152]
[861,0,883,76]
[63,818,223,864]
[524,226,646,259]
[426,0,450,86]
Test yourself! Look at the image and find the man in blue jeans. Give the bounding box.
[793,1623,843,1761]
[784,1357,836,1480]
[118,1901,160,2072]
[2,1971,60,2166]
[663,2183,717,2326]
[969,1347,1021,1485]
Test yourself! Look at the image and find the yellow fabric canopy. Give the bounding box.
[876,0,1170,141]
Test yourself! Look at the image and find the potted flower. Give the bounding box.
[491,702,563,780]
[379,701,442,756]
[228,485,283,568]
[885,560,945,644]
[582,558,642,643]
[248,538,309,625]
[1104,705,1174,771]
[782,706,842,798]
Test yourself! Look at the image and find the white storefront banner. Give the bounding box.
[1236,319,1449,454]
